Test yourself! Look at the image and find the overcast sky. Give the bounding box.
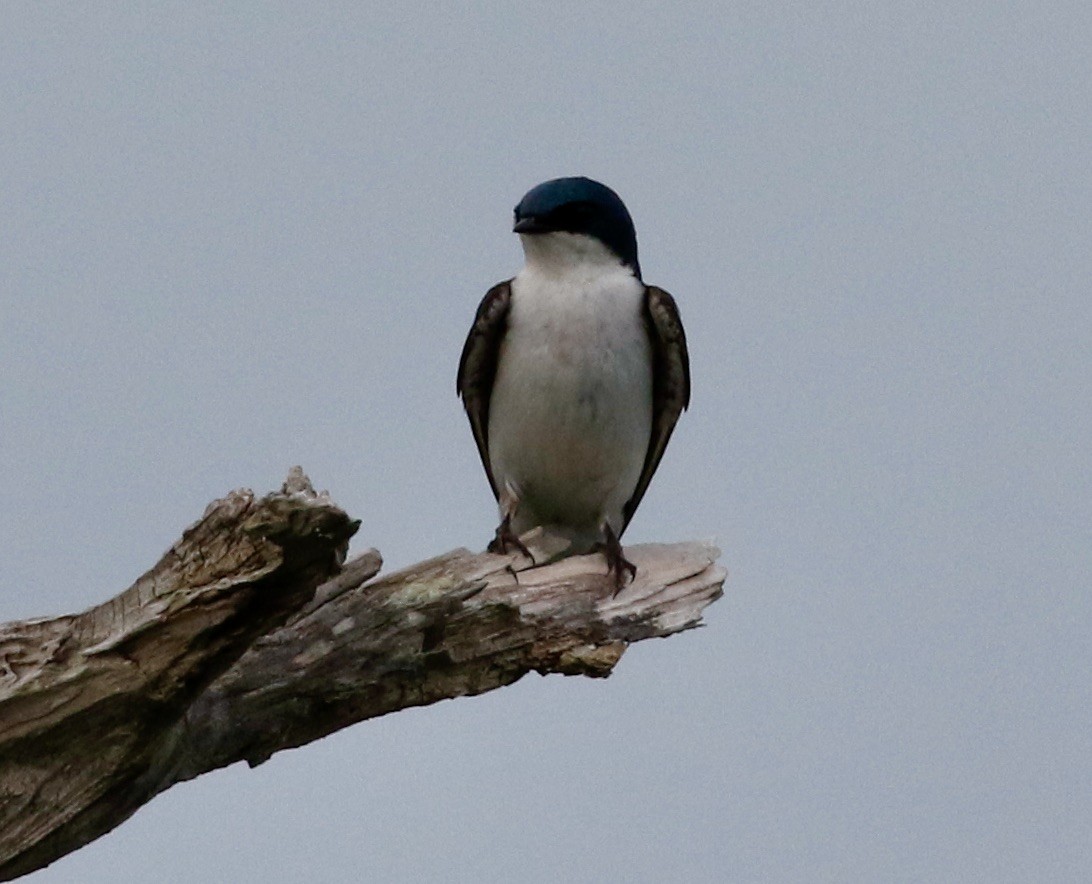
[3,4,1090,882]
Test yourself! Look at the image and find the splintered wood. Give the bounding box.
[0,472,723,880]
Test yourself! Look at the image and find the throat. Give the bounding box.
[519,231,633,279]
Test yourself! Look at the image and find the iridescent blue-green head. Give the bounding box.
[513,177,641,279]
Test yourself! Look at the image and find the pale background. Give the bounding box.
[2,4,1089,882]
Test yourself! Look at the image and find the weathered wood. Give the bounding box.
[0,473,725,880]
[159,532,724,788]
[0,470,359,881]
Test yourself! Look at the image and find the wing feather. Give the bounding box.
[456,280,512,501]
[621,285,690,533]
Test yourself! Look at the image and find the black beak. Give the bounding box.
[513,215,546,234]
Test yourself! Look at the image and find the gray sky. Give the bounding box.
[3,4,1089,882]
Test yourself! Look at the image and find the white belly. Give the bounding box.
[487,266,653,546]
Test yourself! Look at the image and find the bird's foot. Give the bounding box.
[595,524,637,595]
[488,516,535,564]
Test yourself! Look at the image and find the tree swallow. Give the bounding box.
[457,177,690,587]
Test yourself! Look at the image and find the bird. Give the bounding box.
[457,176,690,588]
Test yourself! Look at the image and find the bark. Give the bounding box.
[0,470,724,880]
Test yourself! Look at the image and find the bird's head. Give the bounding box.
[513,177,641,279]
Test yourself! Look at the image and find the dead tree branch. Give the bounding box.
[0,470,724,880]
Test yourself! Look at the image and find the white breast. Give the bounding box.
[487,233,653,547]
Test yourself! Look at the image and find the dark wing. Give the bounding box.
[621,285,691,534]
[456,280,512,501]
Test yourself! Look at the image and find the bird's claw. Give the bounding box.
[488,517,535,564]
[596,525,637,595]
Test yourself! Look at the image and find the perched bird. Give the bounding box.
[457,177,690,587]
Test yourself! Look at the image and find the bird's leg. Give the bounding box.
[488,513,535,562]
[487,482,535,563]
[595,523,637,594]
